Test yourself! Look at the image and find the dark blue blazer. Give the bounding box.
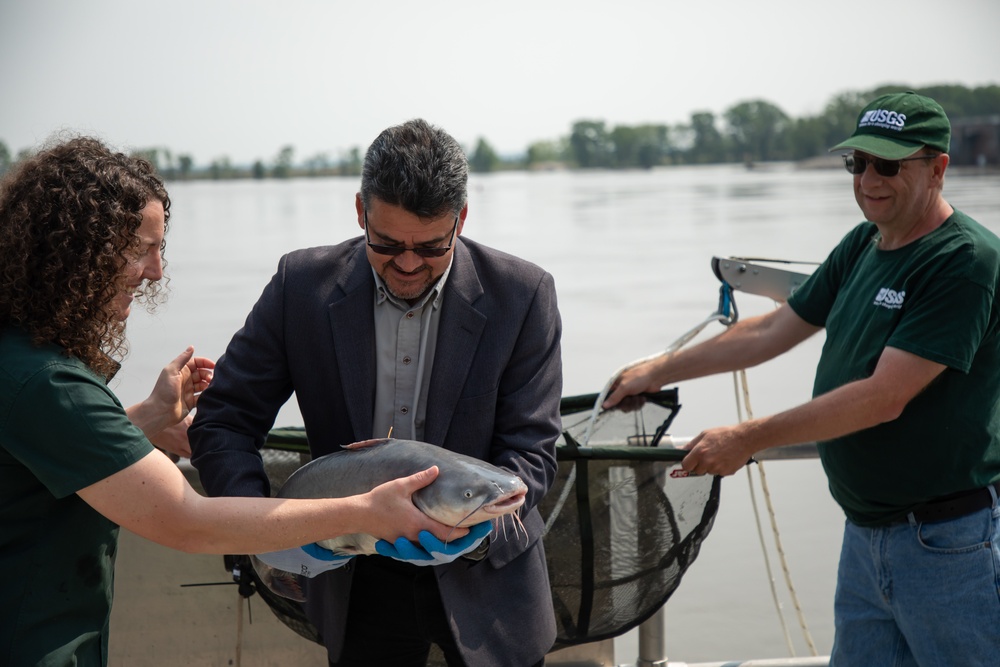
[190,236,562,666]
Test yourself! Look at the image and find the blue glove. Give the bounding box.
[255,542,354,577]
[374,521,493,566]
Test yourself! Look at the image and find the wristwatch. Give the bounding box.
[461,534,491,562]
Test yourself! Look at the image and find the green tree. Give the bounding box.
[821,90,871,150]
[303,152,332,177]
[272,145,295,178]
[209,156,234,180]
[610,125,640,168]
[609,124,671,169]
[637,127,671,169]
[686,111,727,164]
[569,120,613,168]
[724,99,790,163]
[252,160,266,179]
[0,140,10,175]
[177,154,193,180]
[966,84,1000,116]
[525,139,567,169]
[470,137,500,173]
[339,147,362,176]
[784,116,828,160]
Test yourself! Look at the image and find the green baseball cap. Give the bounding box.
[830,91,951,159]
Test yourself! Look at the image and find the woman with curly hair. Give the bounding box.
[0,137,463,667]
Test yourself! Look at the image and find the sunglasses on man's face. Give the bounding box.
[364,210,458,259]
[842,153,936,178]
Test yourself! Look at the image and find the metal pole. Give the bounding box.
[635,605,668,667]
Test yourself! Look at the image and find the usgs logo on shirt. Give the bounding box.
[859,109,907,131]
[874,287,906,309]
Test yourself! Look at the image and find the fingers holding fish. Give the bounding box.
[366,466,469,544]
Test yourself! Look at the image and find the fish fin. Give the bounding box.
[250,555,307,602]
[342,438,391,451]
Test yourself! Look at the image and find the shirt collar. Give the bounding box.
[372,257,453,312]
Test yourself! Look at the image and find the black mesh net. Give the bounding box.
[544,390,721,648]
[227,388,721,655]
[225,449,321,642]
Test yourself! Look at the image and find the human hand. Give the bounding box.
[608,394,648,414]
[602,355,669,410]
[133,346,215,436]
[157,346,214,422]
[364,466,473,546]
[374,520,493,566]
[148,413,193,459]
[255,542,354,577]
[680,426,756,477]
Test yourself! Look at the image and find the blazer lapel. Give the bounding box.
[328,246,377,441]
[425,241,486,445]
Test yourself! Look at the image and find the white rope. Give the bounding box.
[542,466,575,537]
[585,312,732,444]
[736,369,818,657]
[734,371,796,656]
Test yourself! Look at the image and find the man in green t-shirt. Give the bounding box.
[604,92,1000,664]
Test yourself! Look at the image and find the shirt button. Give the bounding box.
[400,406,409,415]
[406,311,415,319]
[402,356,412,365]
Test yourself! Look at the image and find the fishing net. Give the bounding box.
[544,390,721,648]
[227,388,721,654]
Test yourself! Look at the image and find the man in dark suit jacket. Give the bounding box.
[190,119,562,667]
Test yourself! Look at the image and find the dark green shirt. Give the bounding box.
[0,330,152,666]
[788,210,1000,526]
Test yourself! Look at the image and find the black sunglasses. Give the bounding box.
[364,211,458,258]
[842,153,936,178]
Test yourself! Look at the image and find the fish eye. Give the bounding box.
[464,490,473,499]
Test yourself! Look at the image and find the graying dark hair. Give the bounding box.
[360,119,468,219]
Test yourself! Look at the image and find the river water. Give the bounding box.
[112,163,1000,664]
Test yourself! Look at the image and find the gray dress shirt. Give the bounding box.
[370,261,452,441]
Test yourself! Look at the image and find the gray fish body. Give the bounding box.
[253,438,527,599]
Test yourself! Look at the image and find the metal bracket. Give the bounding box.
[711,257,815,302]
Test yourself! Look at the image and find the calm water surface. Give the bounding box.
[114,164,1000,663]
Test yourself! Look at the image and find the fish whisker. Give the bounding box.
[493,507,527,545]
[446,499,491,545]
[511,508,527,543]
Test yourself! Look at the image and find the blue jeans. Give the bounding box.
[831,497,1000,666]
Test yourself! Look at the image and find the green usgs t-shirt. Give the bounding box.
[0,330,152,667]
[788,210,1000,526]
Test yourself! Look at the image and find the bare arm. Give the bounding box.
[681,346,948,476]
[76,451,465,554]
[604,304,820,408]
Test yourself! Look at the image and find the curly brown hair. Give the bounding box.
[0,136,171,378]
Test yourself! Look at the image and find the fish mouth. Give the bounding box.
[482,488,527,515]
[451,487,527,527]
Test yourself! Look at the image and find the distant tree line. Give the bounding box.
[528,83,1000,171]
[1,83,996,180]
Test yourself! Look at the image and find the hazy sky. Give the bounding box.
[2,0,997,165]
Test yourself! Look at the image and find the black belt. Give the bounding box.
[904,481,1000,524]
